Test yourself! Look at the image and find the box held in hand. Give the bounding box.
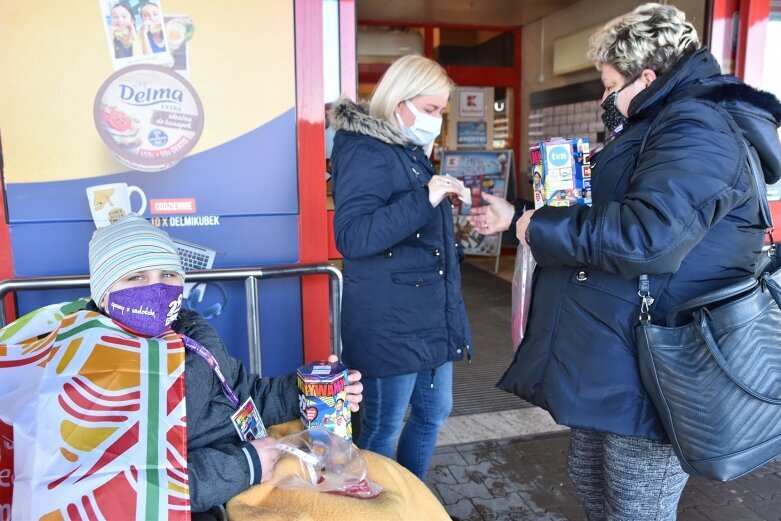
[530,137,591,208]
[297,361,352,441]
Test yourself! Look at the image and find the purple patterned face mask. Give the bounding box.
[106,283,184,337]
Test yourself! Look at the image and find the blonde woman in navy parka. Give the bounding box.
[329,55,473,479]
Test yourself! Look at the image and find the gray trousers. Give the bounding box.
[566,429,689,521]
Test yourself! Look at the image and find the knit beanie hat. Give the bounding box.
[89,214,185,307]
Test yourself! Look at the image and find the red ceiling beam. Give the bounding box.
[359,19,518,32]
[358,63,517,87]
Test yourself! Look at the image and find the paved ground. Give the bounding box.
[452,262,527,417]
[432,259,781,520]
[424,430,781,521]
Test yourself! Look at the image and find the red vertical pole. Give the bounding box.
[735,0,770,87]
[295,0,331,362]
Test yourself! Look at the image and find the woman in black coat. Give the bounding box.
[469,4,781,519]
[329,55,473,479]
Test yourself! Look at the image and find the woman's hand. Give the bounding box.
[427,175,464,208]
[516,208,535,247]
[327,354,363,412]
[248,436,281,483]
[466,192,515,234]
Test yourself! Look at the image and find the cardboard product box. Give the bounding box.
[296,360,352,441]
[530,137,591,208]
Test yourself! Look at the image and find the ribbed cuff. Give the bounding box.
[242,444,263,486]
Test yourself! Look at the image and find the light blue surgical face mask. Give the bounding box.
[395,100,442,146]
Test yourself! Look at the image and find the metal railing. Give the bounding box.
[0,263,343,375]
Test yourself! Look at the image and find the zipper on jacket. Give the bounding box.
[430,367,436,388]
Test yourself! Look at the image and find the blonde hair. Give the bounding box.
[587,3,699,80]
[369,55,454,125]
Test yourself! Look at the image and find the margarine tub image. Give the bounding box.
[93,64,204,172]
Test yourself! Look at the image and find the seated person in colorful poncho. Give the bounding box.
[86,214,363,514]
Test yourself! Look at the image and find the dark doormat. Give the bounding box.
[452,262,532,417]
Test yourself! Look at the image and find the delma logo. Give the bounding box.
[547,145,571,168]
[119,84,185,106]
[0,467,11,487]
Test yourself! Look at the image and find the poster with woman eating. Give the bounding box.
[440,150,513,258]
[100,0,173,70]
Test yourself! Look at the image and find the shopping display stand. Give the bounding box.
[439,149,514,273]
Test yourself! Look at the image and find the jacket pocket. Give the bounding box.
[391,269,443,287]
[570,269,638,305]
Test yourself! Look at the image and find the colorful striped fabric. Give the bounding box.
[0,299,189,520]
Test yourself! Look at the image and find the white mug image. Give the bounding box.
[86,182,147,228]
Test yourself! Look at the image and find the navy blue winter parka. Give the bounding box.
[498,48,781,440]
[329,98,473,378]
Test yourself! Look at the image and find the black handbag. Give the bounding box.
[635,139,781,481]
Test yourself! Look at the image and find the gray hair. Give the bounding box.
[369,55,453,126]
[587,3,700,80]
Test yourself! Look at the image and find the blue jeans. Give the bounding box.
[357,362,453,479]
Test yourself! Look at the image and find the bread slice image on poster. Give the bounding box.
[97,104,143,152]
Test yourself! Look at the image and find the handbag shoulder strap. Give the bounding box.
[716,99,774,230]
[637,98,774,320]
[742,138,774,230]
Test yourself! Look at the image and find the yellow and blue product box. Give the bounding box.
[296,360,352,441]
[530,137,591,208]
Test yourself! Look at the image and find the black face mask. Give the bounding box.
[600,91,627,132]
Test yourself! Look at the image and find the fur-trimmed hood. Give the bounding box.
[328,96,409,146]
[630,48,781,184]
[696,79,781,185]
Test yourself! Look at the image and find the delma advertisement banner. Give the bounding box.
[0,1,303,376]
[0,1,304,518]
